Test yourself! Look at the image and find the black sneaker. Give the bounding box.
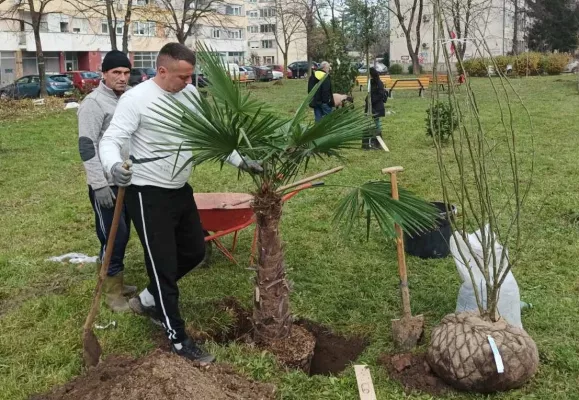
[128,296,163,327]
[172,337,215,364]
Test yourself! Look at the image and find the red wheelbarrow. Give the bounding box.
[194,167,343,265]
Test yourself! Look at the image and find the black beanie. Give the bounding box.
[102,50,132,72]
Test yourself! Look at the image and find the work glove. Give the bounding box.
[94,186,116,209]
[111,160,133,187]
[239,157,263,174]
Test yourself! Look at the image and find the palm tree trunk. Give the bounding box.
[252,189,291,343]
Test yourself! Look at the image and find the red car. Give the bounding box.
[267,64,292,78]
[66,71,102,93]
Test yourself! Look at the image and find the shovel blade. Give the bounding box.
[391,314,424,352]
[82,328,102,367]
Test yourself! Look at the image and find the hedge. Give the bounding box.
[458,53,571,77]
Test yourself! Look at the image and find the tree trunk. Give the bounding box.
[251,190,291,343]
[512,0,520,55]
[283,52,288,78]
[122,0,133,54]
[30,12,47,98]
[305,2,314,77]
[105,0,118,51]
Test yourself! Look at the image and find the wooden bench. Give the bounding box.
[386,77,430,97]
[422,74,449,90]
[236,74,256,87]
[355,75,391,91]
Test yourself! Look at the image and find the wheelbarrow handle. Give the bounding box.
[277,166,343,193]
[281,181,324,202]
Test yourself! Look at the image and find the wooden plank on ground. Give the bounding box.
[376,136,390,152]
[354,365,377,400]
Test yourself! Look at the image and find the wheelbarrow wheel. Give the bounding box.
[199,230,213,268]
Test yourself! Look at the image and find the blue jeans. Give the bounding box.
[314,103,333,122]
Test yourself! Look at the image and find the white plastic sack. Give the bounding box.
[47,252,98,264]
[450,225,522,328]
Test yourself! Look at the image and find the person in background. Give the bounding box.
[363,67,387,150]
[77,50,136,312]
[99,43,261,364]
[308,61,335,122]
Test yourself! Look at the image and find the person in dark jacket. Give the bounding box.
[363,67,387,150]
[308,61,335,122]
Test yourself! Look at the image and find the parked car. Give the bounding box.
[267,64,292,79]
[254,66,274,81]
[191,73,209,88]
[564,59,579,73]
[65,70,101,93]
[288,61,318,79]
[129,68,156,86]
[358,62,389,75]
[239,66,256,81]
[0,74,73,99]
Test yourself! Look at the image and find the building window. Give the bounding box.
[263,56,274,64]
[133,21,156,36]
[247,10,258,18]
[260,24,275,33]
[260,8,275,18]
[261,40,273,49]
[212,28,221,38]
[225,5,241,15]
[247,25,259,33]
[249,41,259,49]
[60,22,69,32]
[228,29,242,39]
[136,0,149,5]
[116,23,123,35]
[101,20,109,34]
[133,51,157,68]
[72,17,88,34]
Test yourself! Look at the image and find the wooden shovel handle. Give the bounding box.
[384,166,413,318]
[82,163,130,333]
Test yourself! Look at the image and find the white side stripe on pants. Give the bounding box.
[138,192,177,341]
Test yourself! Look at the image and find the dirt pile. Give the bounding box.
[32,350,275,400]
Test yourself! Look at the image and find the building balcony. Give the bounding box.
[19,31,122,52]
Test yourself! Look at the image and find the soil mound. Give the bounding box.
[32,350,275,400]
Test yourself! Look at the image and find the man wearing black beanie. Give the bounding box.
[78,50,135,312]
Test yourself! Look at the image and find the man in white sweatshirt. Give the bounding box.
[99,43,259,364]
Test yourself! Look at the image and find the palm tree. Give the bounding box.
[148,46,438,344]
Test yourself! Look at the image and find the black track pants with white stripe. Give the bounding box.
[125,183,206,343]
[88,185,131,277]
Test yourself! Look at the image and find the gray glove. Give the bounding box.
[111,161,133,187]
[239,158,263,174]
[94,186,116,209]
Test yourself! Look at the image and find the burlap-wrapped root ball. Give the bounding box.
[426,312,539,393]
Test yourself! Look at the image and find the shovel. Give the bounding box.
[382,166,424,351]
[82,164,129,367]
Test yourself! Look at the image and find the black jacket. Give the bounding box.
[365,80,386,118]
[308,70,334,108]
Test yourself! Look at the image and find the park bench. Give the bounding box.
[355,75,391,91]
[422,74,450,90]
[236,74,256,87]
[386,77,430,98]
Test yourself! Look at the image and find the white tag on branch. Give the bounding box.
[487,335,504,374]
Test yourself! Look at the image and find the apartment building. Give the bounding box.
[389,0,526,70]
[0,0,248,85]
[244,0,306,66]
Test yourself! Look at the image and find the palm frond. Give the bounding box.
[333,181,439,240]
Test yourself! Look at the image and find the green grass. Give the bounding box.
[1,76,579,399]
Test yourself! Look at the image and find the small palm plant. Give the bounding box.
[148,46,437,345]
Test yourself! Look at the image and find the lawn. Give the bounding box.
[1,75,578,399]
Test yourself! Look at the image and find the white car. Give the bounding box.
[271,70,284,80]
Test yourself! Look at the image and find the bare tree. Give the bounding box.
[289,0,319,75]
[0,0,56,97]
[65,0,133,53]
[388,0,424,74]
[441,0,491,59]
[264,0,304,76]
[139,0,228,45]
